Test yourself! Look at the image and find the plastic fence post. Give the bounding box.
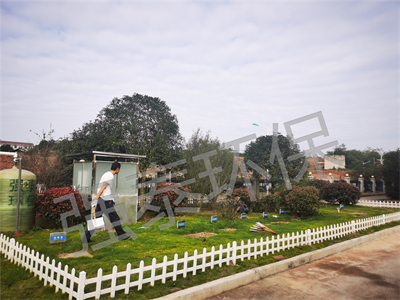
[44,256,50,286]
[125,263,131,295]
[8,238,15,262]
[240,240,244,261]
[192,250,198,276]
[77,271,86,300]
[211,246,215,269]
[69,268,76,300]
[183,252,188,278]
[254,238,257,259]
[202,248,206,272]
[55,262,62,293]
[232,241,237,265]
[172,254,178,281]
[61,265,68,294]
[226,243,231,266]
[162,256,168,283]
[39,254,45,281]
[219,245,223,268]
[95,268,102,298]
[150,258,157,286]
[138,261,144,290]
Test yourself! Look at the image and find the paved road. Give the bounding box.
[206,231,400,300]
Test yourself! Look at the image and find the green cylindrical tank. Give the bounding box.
[0,166,36,232]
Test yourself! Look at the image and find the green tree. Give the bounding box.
[0,144,14,152]
[63,93,184,171]
[349,147,383,180]
[381,149,399,199]
[244,133,306,193]
[184,129,233,198]
[328,143,347,155]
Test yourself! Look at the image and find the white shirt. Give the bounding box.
[97,171,115,200]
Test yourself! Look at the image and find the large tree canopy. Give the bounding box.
[245,134,305,191]
[65,93,184,170]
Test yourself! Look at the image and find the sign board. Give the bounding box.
[177,220,185,229]
[49,232,67,244]
[241,213,247,219]
[279,209,285,214]
[211,215,218,223]
[263,212,268,218]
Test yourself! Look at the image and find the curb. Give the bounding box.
[153,225,400,300]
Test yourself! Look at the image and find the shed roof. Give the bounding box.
[67,150,146,160]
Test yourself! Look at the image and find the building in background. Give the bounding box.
[0,140,34,151]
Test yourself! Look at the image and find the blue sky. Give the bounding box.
[1,0,398,153]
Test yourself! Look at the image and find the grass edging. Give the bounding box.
[154,224,400,300]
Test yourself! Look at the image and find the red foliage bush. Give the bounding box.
[308,180,360,205]
[151,183,190,212]
[35,186,86,225]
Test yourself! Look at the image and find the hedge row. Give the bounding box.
[250,180,361,217]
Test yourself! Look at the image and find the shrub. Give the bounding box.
[284,186,320,217]
[35,186,86,226]
[251,194,281,213]
[215,196,241,220]
[330,181,361,205]
[151,183,190,212]
[308,180,334,201]
[230,188,251,207]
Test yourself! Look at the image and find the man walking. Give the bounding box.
[83,162,131,243]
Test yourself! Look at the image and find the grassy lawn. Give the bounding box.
[1,204,400,300]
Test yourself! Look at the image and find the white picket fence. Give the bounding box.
[356,200,400,208]
[2,211,400,300]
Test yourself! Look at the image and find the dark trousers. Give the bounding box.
[84,198,126,242]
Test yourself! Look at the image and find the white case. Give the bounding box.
[87,206,105,231]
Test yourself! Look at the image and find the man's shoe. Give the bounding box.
[121,235,132,241]
[82,238,94,243]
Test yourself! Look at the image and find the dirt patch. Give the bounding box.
[184,232,217,238]
[221,228,237,232]
[58,252,93,259]
[273,255,286,261]
[265,222,290,225]
[350,212,369,215]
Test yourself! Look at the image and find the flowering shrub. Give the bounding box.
[151,183,190,212]
[251,194,281,213]
[35,186,86,226]
[284,186,320,217]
